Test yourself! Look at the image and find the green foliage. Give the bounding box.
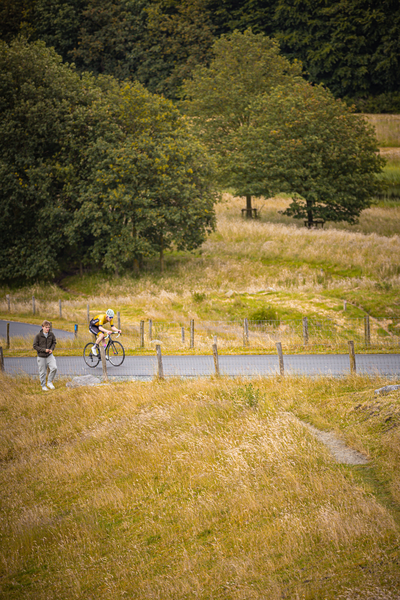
[345,92,400,115]
[273,0,400,99]
[0,39,216,281]
[182,29,301,188]
[192,291,207,302]
[228,81,385,224]
[2,0,400,103]
[235,383,261,408]
[72,82,216,272]
[5,0,215,99]
[0,38,101,280]
[250,305,278,323]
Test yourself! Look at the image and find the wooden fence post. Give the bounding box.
[6,295,10,311]
[59,299,62,318]
[6,323,10,349]
[117,311,121,330]
[343,300,347,311]
[302,317,309,345]
[190,319,194,349]
[99,343,108,382]
[156,344,164,379]
[0,347,4,371]
[276,342,284,376]
[140,321,145,347]
[181,327,185,344]
[243,318,249,346]
[149,319,153,341]
[212,342,220,376]
[32,296,35,315]
[348,340,356,374]
[364,315,371,347]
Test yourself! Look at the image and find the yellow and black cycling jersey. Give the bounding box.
[90,314,114,328]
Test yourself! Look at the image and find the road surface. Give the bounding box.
[0,320,74,339]
[3,353,399,380]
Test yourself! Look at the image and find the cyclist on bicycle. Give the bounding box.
[89,309,121,356]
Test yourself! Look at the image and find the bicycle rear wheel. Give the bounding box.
[107,340,125,366]
[83,342,100,368]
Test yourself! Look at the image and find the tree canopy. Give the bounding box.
[1,0,399,105]
[228,82,384,225]
[182,29,302,186]
[0,39,216,281]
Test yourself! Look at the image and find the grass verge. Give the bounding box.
[1,373,399,599]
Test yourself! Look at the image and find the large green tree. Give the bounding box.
[227,81,384,225]
[0,39,216,281]
[67,79,216,273]
[0,38,102,280]
[182,29,301,212]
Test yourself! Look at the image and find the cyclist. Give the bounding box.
[89,309,121,356]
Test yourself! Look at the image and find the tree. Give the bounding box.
[0,38,102,280]
[227,81,384,225]
[70,80,216,273]
[6,0,216,100]
[182,29,302,213]
[0,39,216,281]
[273,0,400,99]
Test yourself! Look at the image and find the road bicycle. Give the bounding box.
[83,332,125,368]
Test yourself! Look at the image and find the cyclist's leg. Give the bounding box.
[89,324,102,353]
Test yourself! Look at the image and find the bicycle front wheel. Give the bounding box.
[107,340,125,366]
[83,343,100,368]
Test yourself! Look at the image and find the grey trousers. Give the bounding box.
[37,354,58,386]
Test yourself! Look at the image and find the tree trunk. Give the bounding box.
[306,200,314,228]
[160,234,164,273]
[133,258,140,274]
[246,194,253,219]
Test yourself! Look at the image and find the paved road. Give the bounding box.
[0,320,74,339]
[4,353,400,380]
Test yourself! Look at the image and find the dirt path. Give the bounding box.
[300,421,369,465]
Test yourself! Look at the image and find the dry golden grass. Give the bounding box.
[1,373,399,599]
[213,195,400,281]
[1,194,400,354]
[361,114,400,147]
[247,193,400,238]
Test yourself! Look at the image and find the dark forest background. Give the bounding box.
[1,0,400,111]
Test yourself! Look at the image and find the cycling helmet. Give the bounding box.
[106,309,114,318]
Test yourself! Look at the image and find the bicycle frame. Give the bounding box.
[83,332,125,368]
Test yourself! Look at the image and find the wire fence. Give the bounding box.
[1,315,400,354]
[2,346,400,381]
[1,296,399,380]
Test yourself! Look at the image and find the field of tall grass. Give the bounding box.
[1,192,400,356]
[362,114,400,148]
[1,373,399,599]
[1,145,400,597]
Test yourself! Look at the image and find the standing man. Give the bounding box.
[33,320,58,391]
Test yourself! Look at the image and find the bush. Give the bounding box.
[250,306,279,323]
[344,93,400,114]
